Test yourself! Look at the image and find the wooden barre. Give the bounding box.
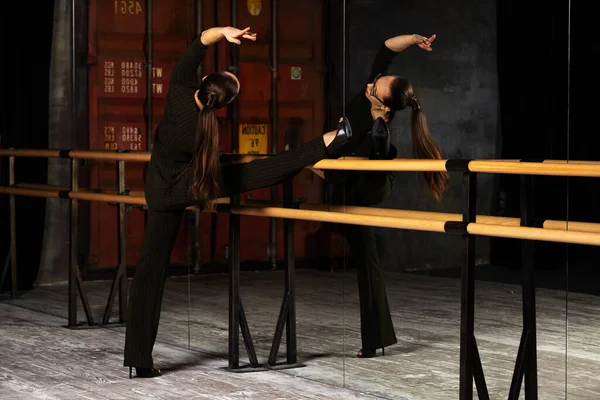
[232,205,600,246]
[0,149,62,158]
[467,160,600,177]
[0,186,211,212]
[478,159,600,165]
[0,149,270,164]
[301,203,600,233]
[311,159,600,177]
[69,150,150,162]
[232,205,449,233]
[312,159,449,172]
[226,199,600,234]
[4,148,600,176]
[4,185,600,245]
[4,148,600,166]
[14,183,145,197]
[0,187,63,199]
[0,187,147,205]
[3,186,600,234]
[467,223,600,246]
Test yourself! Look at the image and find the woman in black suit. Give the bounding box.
[123,25,354,378]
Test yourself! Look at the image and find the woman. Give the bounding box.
[326,33,449,358]
[123,25,353,378]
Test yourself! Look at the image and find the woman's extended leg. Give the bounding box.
[163,134,343,210]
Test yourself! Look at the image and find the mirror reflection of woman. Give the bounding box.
[327,33,449,358]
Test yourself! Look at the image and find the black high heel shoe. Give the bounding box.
[326,116,353,158]
[129,366,162,379]
[370,117,391,160]
[357,347,385,358]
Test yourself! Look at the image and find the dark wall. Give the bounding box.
[492,0,569,270]
[563,2,600,270]
[1,1,55,291]
[344,0,499,271]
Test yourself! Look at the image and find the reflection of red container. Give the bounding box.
[87,0,326,271]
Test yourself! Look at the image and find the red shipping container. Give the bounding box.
[196,0,327,264]
[86,0,327,271]
[87,0,196,270]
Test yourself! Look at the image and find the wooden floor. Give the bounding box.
[2,268,600,399]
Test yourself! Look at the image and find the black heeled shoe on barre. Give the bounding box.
[357,347,385,358]
[370,117,391,160]
[129,366,162,379]
[326,116,353,158]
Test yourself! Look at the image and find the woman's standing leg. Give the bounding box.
[343,172,397,352]
[123,208,183,369]
[343,222,397,351]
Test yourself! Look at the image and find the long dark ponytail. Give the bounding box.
[191,94,220,203]
[409,100,449,202]
[191,72,239,205]
[386,77,449,202]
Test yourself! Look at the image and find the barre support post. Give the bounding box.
[459,171,489,400]
[508,174,538,399]
[68,159,79,326]
[9,155,17,298]
[228,194,241,369]
[102,160,128,325]
[68,158,95,328]
[267,178,303,369]
[117,160,128,323]
[284,179,297,364]
[68,158,78,326]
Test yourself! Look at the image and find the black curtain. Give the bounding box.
[562,4,600,270]
[492,1,570,269]
[1,2,55,291]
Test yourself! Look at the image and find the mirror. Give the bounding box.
[340,0,569,398]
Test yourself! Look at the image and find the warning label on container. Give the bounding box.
[239,124,268,154]
[100,58,170,98]
[102,123,145,151]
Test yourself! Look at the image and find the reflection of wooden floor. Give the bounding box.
[2,269,599,400]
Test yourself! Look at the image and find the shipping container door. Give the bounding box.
[196,0,326,264]
[87,0,196,270]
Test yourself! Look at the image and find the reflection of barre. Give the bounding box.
[0,187,600,233]
[3,185,600,245]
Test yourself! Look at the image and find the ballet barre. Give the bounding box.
[3,148,600,399]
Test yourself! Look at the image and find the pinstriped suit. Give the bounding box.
[325,44,401,351]
[123,39,329,368]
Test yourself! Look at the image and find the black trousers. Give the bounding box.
[124,137,327,368]
[338,171,398,350]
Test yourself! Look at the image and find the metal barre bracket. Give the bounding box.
[444,221,469,235]
[446,159,473,172]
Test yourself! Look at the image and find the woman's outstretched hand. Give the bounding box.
[221,26,257,45]
[415,34,436,51]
